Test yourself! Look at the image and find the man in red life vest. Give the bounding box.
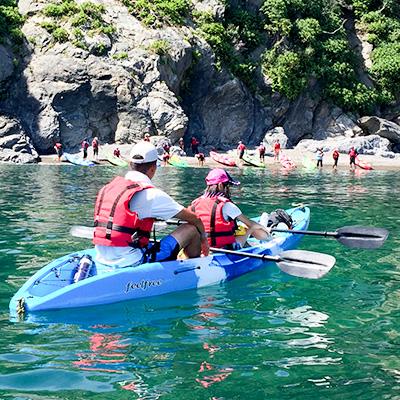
[349,147,358,170]
[113,147,121,158]
[332,148,339,169]
[92,137,99,160]
[273,139,281,161]
[191,136,199,155]
[190,168,270,249]
[237,141,246,159]
[93,142,209,267]
[54,142,63,162]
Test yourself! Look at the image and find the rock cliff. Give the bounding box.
[0,0,399,162]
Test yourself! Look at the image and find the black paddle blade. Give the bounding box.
[277,250,336,279]
[336,226,389,249]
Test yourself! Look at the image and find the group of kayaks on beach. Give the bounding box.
[52,133,372,171]
[11,140,388,316]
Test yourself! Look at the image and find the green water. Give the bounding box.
[1,165,399,399]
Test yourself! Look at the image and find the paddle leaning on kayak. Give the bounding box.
[93,142,209,268]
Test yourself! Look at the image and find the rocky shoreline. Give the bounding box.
[37,142,400,171]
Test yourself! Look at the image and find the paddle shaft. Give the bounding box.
[271,228,337,237]
[209,246,281,262]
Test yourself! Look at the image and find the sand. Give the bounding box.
[39,142,400,171]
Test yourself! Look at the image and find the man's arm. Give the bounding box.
[174,208,209,255]
[236,214,271,240]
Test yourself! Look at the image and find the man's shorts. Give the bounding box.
[147,235,180,262]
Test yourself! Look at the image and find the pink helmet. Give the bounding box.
[205,168,240,186]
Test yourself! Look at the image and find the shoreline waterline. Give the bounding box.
[36,145,400,171]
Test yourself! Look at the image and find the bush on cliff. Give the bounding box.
[0,0,25,44]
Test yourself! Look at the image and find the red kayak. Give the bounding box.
[355,156,373,170]
[210,151,237,167]
[280,153,296,169]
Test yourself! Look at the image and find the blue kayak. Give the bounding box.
[9,207,310,313]
[63,152,95,167]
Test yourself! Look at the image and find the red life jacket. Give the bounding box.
[349,149,357,157]
[93,176,155,248]
[191,195,236,248]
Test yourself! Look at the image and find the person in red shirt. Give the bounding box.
[237,141,246,159]
[113,147,121,158]
[258,142,266,162]
[332,149,339,170]
[92,137,99,160]
[81,139,89,159]
[191,136,199,155]
[349,147,358,170]
[54,142,63,162]
[273,139,281,162]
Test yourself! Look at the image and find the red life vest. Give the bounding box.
[349,149,357,157]
[191,195,236,248]
[93,176,155,248]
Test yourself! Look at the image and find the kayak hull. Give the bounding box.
[63,152,95,167]
[168,155,188,168]
[355,156,373,170]
[106,154,128,167]
[210,151,236,167]
[10,207,310,313]
[242,154,265,168]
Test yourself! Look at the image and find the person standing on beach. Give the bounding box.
[332,149,339,170]
[349,147,358,170]
[273,139,281,162]
[92,137,99,160]
[81,138,89,159]
[191,136,199,155]
[113,147,121,158]
[54,142,63,162]
[258,142,266,162]
[196,152,205,166]
[316,148,324,168]
[163,142,171,155]
[178,138,185,151]
[237,141,246,160]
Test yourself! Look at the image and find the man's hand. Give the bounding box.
[201,235,210,256]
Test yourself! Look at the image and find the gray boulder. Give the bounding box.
[312,104,362,140]
[262,127,289,149]
[358,116,400,144]
[0,115,39,163]
[296,134,392,155]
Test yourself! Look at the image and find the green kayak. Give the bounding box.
[168,155,188,168]
[106,153,128,167]
[242,153,265,168]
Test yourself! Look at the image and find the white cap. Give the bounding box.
[129,142,158,164]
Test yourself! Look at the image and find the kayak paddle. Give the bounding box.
[69,226,336,279]
[271,226,389,249]
[158,219,389,249]
[209,247,336,279]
